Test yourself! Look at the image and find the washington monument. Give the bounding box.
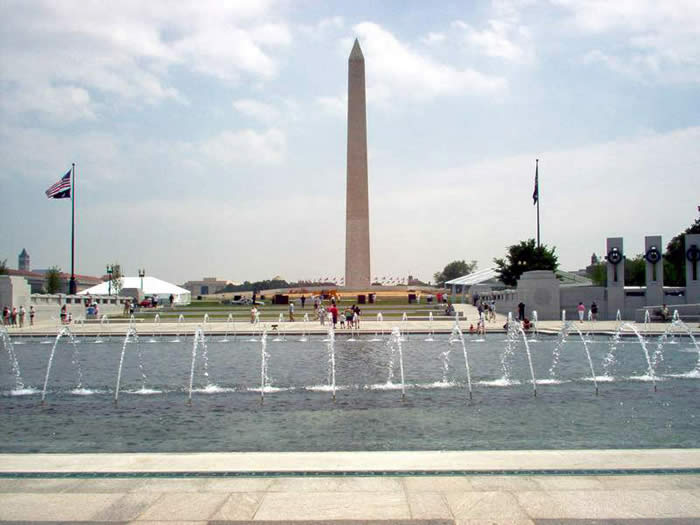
[345,39,371,289]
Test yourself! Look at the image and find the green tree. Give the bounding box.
[109,264,123,295]
[664,216,700,286]
[624,254,646,286]
[590,262,606,286]
[45,266,62,294]
[0,259,7,275]
[494,239,559,286]
[433,260,477,286]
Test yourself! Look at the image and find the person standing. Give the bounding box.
[169,294,174,308]
[577,302,585,322]
[329,303,338,328]
[251,305,258,324]
[2,306,8,326]
[477,317,485,335]
[517,302,525,321]
[301,295,306,309]
[11,307,18,326]
[19,306,26,328]
[29,305,35,326]
[590,302,598,321]
[288,301,295,322]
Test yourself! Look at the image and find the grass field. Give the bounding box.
[116,291,457,322]
[120,299,455,321]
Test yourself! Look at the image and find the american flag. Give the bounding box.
[46,171,71,199]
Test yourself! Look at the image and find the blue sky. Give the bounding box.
[1,0,698,284]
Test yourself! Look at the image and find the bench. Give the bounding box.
[646,311,700,323]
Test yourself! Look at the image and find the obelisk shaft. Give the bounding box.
[345,39,371,289]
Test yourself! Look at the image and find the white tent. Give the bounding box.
[445,267,500,287]
[78,276,191,305]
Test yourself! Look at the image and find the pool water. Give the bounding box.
[1,332,699,452]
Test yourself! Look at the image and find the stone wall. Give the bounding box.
[0,275,31,312]
[560,286,607,320]
[29,293,127,324]
[1,275,127,325]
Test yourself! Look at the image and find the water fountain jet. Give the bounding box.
[326,320,336,400]
[387,328,406,399]
[1,326,27,393]
[425,312,435,342]
[187,326,209,404]
[40,327,82,403]
[114,327,140,403]
[450,321,472,399]
[149,314,160,343]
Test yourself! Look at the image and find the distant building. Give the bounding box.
[574,253,602,279]
[407,275,428,286]
[181,277,231,296]
[18,249,30,271]
[6,269,101,293]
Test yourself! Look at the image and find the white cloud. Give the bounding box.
[454,19,533,63]
[421,32,446,46]
[233,99,281,123]
[583,50,644,78]
[0,1,291,121]
[0,86,97,122]
[554,0,700,83]
[316,95,347,118]
[299,16,344,39]
[200,128,286,166]
[352,22,506,103]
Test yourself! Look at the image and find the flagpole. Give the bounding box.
[69,162,77,295]
[536,159,540,248]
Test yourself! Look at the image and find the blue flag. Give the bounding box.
[532,161,539,205]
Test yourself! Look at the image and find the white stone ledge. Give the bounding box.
[1,449,698,474]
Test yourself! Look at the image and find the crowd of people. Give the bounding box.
[249,295,364,330]
[2,305,34,327]
[313,299,363,329]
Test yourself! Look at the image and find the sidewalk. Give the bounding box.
[4,317,698,336]
[1,450,699,522]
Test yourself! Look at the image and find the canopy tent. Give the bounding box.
[445,267,500,287]
[445,267,503,301]
[78,276,191,305]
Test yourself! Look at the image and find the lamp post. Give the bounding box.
[106,265,114,296]
[138,268,145,293]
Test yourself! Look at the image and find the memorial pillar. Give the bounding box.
[685,234,700,303]
[644,235,664,306]
[606,237,625,320]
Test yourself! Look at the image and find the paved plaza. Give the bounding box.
[0,450,699,522]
